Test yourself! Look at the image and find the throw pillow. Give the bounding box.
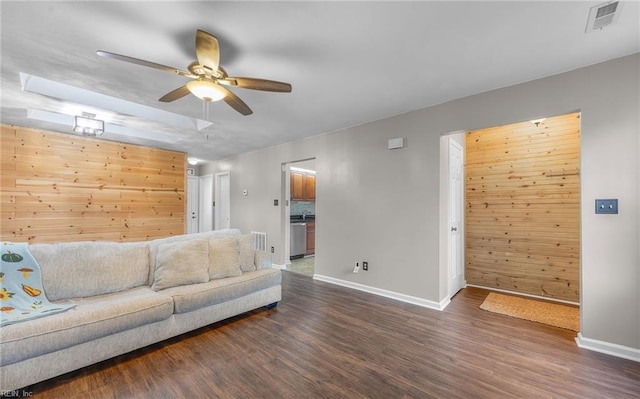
[151,237,209,291]
[254,251,272,270]
[209,236,242,279]
[237,234,256,272]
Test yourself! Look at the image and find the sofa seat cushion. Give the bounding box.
[160,268,282,314]
[0,287,173,366]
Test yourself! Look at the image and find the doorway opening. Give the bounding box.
[464,113,581,304]
[441,112,581,315]
[199,174,213,232]
[214,171,230,230]
[186,174,214,234]
[440,132,467,301]
[186,175,199,234]
[283,158,316,277]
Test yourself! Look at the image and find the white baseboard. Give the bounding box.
[575,333,640,362]
[271,263,287,270]
[313,274,450,311]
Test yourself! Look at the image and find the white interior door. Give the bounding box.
[215,172,230,230]
[448,138,465,296]
[186,176,199,234]
[198,174,213,232]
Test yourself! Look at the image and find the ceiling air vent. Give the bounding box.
[585,1,622,32]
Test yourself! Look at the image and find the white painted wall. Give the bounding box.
[201,54,639,352]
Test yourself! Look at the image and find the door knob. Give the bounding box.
[451,226,457,232]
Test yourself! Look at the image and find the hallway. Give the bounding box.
[288,256,314,277]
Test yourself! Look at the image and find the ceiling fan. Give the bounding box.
[96,29,292,116]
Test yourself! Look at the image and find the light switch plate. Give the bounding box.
[595,199,618,214]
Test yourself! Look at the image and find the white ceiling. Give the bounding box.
[1,1,638,162]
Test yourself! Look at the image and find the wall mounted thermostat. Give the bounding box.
[595,199,618,214]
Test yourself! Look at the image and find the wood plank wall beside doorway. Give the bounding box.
[1,124,186,243]
[465,113,581,302]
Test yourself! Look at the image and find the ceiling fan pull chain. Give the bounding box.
[203,101,211,140]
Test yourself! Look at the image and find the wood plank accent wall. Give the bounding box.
[1,124,186,243]
[465,113,581,302]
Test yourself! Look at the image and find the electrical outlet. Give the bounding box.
[353,262,360,273]
[271,246,275,253]
[362,261,368,271]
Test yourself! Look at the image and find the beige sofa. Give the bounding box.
[0,229,281,391]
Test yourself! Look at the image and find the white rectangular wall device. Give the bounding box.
[388,137,404,150]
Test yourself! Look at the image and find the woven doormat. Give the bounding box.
[480,292,579,331]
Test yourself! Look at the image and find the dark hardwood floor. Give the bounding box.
[18,271,640,399]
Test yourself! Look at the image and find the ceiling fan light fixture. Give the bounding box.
[530,118,546,127]
[186,79,226,102]
[73,114,104,136]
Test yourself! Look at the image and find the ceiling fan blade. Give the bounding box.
[219,86,252,115]
[96,50,193,77]
[223,77,292,92]
[159,85,191,102]
[195,29,220,73]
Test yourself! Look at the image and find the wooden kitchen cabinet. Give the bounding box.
[291,171,316,201]
[291,171,304,201]
[304,174,316,201]
[305,220,315,255]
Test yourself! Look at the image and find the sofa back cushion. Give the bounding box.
[209,236,243,279]
[147,229,241,283]
[151,237,210,291]
[237,234,257,272]
[29,241,149,301]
